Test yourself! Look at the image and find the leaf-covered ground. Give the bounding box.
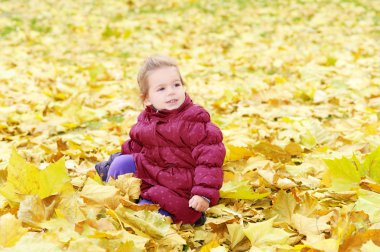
[1,0,380,251]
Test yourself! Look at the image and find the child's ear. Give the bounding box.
[144,97,152,106]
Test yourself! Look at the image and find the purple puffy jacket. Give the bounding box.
[121,94,225,224]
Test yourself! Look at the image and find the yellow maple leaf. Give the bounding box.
[17,195,57,227]
[67,237,105,252]
[253,142,291,163]
[55,192,87,224]
[339,229,380,251]
[220,180,270,200]
[354,189,380,223]
[297,238,339,252]
[291,213,332,237]
[243,217,291,247]
[270,190,296,223]
[199,240,220,252]
[210,246,228,252]
[108,173,141,201]
[226,144,253,161]
[0,213,28,247]
[114,205,171,239]
[40,218,79,244]
[80,178,119,205]
[0,232,62,251]
[116,240,140,252]
[155,228,187,251]
[120,198,160,212]
[0,149,72,203]
[0,194,7,209]
[227,223,246,248]
[323,156,361,192]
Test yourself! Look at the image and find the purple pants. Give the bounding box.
[107,154,136,182]
[108,155,170,217]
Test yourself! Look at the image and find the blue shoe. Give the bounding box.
[95,161,109,182]
[194,212,206,226]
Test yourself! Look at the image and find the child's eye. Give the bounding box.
[157,87,165,91]
[174,83,181,87]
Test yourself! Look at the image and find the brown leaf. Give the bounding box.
[57,138,69,151]
[285,142,303,156]
[206,216,237,237]
[120,198,160,212]
[339,229,380,252]
[360,180,380,194]
[253,142,291,163]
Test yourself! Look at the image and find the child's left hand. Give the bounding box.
[189,195,209,212]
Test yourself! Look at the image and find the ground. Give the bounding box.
[0,0,380,251]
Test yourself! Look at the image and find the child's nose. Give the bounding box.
[169,86,176,94]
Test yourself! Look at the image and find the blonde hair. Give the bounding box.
[137,55,185,101]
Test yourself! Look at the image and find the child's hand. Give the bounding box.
[189,195,209,212]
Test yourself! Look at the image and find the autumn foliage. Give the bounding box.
[1,0,380,251]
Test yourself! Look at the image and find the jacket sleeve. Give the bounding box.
[189,121,226,206]
[121,113,144,154]
[121,138,142,154]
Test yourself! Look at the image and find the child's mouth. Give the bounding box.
[167,99,178,104]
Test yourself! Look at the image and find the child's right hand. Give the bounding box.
[189,195,209,212]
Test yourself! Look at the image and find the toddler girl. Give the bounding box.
[96,55,225,225]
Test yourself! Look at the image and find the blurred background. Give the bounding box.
[0,0,379,172]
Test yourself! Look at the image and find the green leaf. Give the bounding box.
[352,153,366,177]
[220,180,270,200]
[362,146,380,184]
[301,130,317,149]
[354,189,380,223]
[323,156,360,192]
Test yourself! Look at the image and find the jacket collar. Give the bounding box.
[145,93,192,119]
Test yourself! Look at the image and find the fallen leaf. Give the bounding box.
[276,177,297,189]
[243,217,292,247]
[0,149,72,203]
[17,195,57,227]
[120,198,160,212]
[114,206,171,239]
[323,156,360,192]
[80,178,119,205]
[0,213,28,247]
[253,142,291,163]
[220,180,270,200]
[291,213,332,237]
[55,192,87,224]
[227,223,246,248]
[108,173,141,201]
[354,189,380,223]
[0,233,62,251]
[270,190,296,223]
[339,229,380,252]
[199,240,220,252]
[360,240,380,252]
[285,142,303,156]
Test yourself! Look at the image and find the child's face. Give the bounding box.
[144,66,186,111]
